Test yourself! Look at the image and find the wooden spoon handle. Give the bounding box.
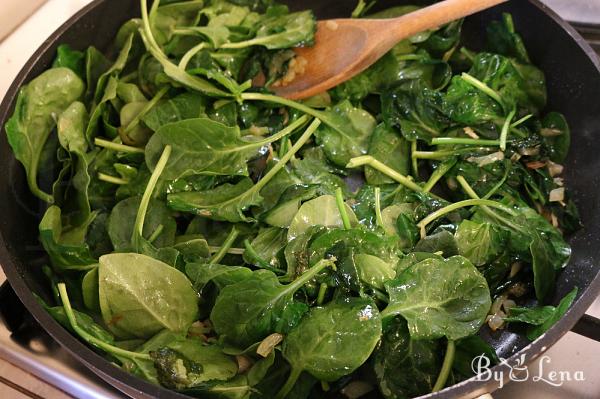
[386,0,508,41]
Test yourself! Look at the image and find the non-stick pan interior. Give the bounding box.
[0,1,599,398]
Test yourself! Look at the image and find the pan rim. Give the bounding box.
[0,1,598,398]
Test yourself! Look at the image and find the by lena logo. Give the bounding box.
[471,353,585,388]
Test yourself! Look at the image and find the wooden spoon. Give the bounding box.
[272,0,507,100]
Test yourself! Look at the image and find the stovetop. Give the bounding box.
[0,1,599,399]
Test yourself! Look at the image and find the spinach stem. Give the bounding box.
[275,367,302,399]
[177,40,207,70]
[417,199,516,238]
[209,246,245,255]
[461,73,503,106]
[432,340,455,392]
[122,86,169,135]
[94,138,145,154]
[316,283,328,306]
[347,156,423,193]
[511,113,532,128]
[423,158,457,193]
[482,165,510,199]
[455,175,479,200]
[241,93,340,134]
[243,239,285,275]
[253,115,310,149]
[459,47,475,62]
[456,175,524,233]
[140,0,230,97]
[147,224,164,243]
[374,187,384,228]
[211,228,239,264]
[97,173,129,185]
[372,288,389,304]
[411,140,419,178]
[133,145,171,248]
[413,147,494,160]
[499,108,517,151]
[431,137,501,146]
[335,187,352,230]
[253,119,321,193]
[57,283,151,360]
[285,258,336,297]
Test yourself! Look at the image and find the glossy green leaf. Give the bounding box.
[382,255,491,340]
[98,253,198,339]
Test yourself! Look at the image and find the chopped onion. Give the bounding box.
[549,187,565,202]
[551,212,559,228]
[341,381,374,399]
[507,282,528,297]
[487,312,506,331]
[510,153,522,162]
[467,151,504,167]
[509,262,523,278]
[553,177,564,187]
[236,355,253,374]
[490,295,507,315]
[464,126,479,139]
[256,333,284,358]
[547,161,564,177]
[519,146,540,156]
[502,299,516,313]
[540,127,562,137]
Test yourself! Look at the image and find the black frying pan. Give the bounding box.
[0,1,599,398]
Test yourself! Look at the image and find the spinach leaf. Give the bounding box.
[142,91,207,131]
[242,227,287,269]
[468,52,546,113]
[84,46,112,102]
[278,299,381,397]
[413,229,459,257]
[486,13,531,64]
[57,101,93,226]
[505,287,578,340]
[288,195,358,240]
[365,124,410,185]
[44,302,115,344]
[108,196,176,252]
[355,254,396,291]
[542,112,570,163]
[443,74,503,128]
[453,335,499,379]
[82,267,100,312]
[168,178,262,222]
[210,258,335,348]
[382,255,491,340]
[53,44,86,78]
[186,263,253,292]
[168,119,321,222]
[146,116,306,179]
[373,317,441,399]
[6,67,85,202]
[223,10,316,49]
[261,185,319,228]
[382,81,449,141]
[151,342,238,390]
[39,206,97,272]
[314,101,376,167]
[455,220,509,266]
[98,252,198,339]
[504,305,555,326]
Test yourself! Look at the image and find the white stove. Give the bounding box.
[0,1,599,398]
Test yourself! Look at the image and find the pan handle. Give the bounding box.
[571,314,600,342]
